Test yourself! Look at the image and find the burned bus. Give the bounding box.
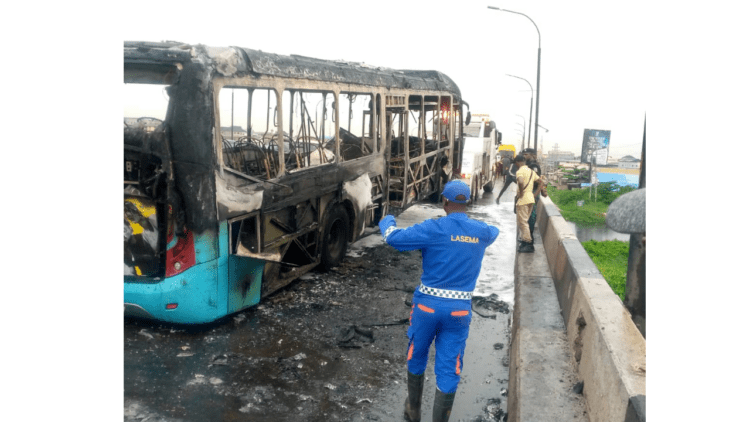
[124,41,465,323]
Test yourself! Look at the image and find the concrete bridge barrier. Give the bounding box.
[509,195,645,421]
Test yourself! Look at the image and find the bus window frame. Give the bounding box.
[337,90,376,162]
[215,84,286,180]
[280,89,339,172]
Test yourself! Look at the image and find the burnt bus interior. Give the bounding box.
[387,95,459,208]
[218,88,379,180]
[124,53,188,279]
[217,85,460,209]
[217,86,384,292]
[125,42,463,289]
[124,115,172,278]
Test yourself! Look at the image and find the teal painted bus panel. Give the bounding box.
[124,225,225,324]
[194,228,219,265]
[226,255,263,313]
[219,221,264,314]
[124,259,222,324]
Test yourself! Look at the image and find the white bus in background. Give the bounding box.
[459,113,501,202]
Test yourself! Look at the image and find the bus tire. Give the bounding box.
[320,204,349,270]
[483,178,495,193]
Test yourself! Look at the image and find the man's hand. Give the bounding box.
[378,215,399,243]
[379,214,395,225]
[378,215,396,233]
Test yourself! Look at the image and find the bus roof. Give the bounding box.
[124,41,462,100]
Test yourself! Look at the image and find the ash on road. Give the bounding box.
[125,186,517,422]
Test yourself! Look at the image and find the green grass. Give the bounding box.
[546,181,636,300]
[547,182,635,227]
[581,240,629,301]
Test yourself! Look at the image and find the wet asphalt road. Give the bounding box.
[124,178,518,422]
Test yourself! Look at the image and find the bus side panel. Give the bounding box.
[124,264,221,324]
[226,256,263,313]
[220,222,263,314]
[125,230,223,324]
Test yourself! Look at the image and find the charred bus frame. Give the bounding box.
[124,41,464,323]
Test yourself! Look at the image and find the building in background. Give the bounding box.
[617,155,641,169]
[221,126,247,140]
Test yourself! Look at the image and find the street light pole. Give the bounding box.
[507,74,533,151]
[489,6,541,151]
[515,129,525,149]
[515,114,526,149]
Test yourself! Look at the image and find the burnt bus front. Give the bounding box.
[124,42,262,324]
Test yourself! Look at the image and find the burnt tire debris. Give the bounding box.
[471,294,511,319]
[337,325,375,348]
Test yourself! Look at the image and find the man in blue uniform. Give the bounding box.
[379,180,499,422]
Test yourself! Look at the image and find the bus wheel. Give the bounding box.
[320,205,350,270]
[483,177,495,193]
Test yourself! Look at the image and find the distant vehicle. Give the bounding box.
[497,144,516,160]
[496,144,516,175]
[458,114,501,201]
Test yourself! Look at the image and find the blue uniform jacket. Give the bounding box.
[379,213,500,309]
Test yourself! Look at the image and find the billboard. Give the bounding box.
[580,129,611,165]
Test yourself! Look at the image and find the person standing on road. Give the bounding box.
[494,156,518,204]
[379,180,499,422]
[493,160,502,181]
[525,157,547,243]
[501,154,511,177]
[514,154,540,253]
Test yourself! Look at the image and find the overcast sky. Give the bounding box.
[120,0,653,158]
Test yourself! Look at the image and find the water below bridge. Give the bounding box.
[569,222,630,243]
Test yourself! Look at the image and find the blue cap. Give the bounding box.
[442,180,471,203]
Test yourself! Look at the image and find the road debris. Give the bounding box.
[573,381,584,394]
[472,294,511,319]
[337,325,374,348]
[138,329,154,340]
[482,397,507,421]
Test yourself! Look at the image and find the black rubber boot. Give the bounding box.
[432,388,456,422]
[518,240,535,253]
[404,372,424,421]
[529,219,537,243]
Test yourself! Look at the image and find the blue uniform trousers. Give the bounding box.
[406,297,472,394]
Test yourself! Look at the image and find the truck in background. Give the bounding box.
[458,113,501,202]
